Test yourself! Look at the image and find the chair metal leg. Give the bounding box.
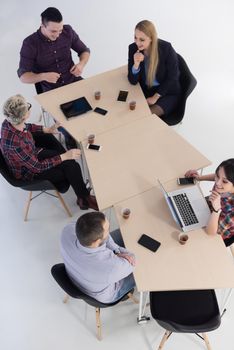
[24,191,32,221]
[63,294,69,303]
[158,330,171,350]
[95,307,102,340]
[55,191,72,217]
[202,333,212,350]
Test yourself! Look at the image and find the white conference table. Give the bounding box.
[35,65,151,141]
[82,115,211,210]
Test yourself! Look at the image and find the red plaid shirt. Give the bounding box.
[218,193,234,240]
[0,119,61,180]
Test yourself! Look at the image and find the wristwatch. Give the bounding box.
[114,249,121,255]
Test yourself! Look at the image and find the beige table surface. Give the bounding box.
[35,65,150,141]
[82,115,211,210]
[114,184,234,292]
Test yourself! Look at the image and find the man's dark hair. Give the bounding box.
[216,158,234,185]
[41,7,63,25]
[76,212,106,247]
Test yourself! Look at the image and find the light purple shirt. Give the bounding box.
[60,223,134,303]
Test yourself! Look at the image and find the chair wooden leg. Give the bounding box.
[127,292,139,304]
[63,294,69,303]
[95,307,102,340]
[158,330,171,350]
[55,191,72,217]
[202,333,212,350]
[24,191,32,221]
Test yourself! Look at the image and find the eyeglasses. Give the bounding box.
[27,103,32,111]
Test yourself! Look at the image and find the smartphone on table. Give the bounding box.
[94,107,108,115]
[177,177,196,185]
[117,90,128,102]
[87,144,102,151]
[138,234,161,252]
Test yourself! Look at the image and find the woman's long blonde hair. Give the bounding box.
[135,20,158,87]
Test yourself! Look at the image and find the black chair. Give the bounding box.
[150,289,221,349]
[51,263,138,340]
[0,148,72,221]
[161,53,197,126]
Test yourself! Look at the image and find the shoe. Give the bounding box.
[77,197,89,210]
[85,195,99,211]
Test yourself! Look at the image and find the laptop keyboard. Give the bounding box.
[172,193,199,226]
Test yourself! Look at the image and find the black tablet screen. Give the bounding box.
[60,97,92,119]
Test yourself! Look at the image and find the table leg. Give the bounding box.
[137,291,150,324]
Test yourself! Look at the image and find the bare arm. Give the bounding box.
[20,72,60,84]
[184,169,215,182]
[205,190,222,235]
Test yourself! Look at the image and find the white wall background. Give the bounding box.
[0,2,234,349]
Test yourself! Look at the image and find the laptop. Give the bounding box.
[60,97,92,119]
[158,180,211,232]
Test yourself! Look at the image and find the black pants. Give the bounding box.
[33,133,89,199]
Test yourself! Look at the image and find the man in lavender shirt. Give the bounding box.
[17,7,90,149]
[60,212,136,303]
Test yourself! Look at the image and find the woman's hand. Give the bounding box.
[184,169,200,179]
[43,122,60,134]
[147,93,161,106]
[209,190,221,212]
[60,149,81,162]
[133,50,144,69]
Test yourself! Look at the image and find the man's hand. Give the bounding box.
[70,63,84,77]
[42,72,61,83]
[116,253,136,266]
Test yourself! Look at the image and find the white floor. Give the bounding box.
[1,1,234,349]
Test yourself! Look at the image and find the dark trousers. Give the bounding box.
[33,133,89,199]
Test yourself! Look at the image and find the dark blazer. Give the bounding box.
[128,40,180,97]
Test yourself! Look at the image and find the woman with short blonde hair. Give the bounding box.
[1,94,98,211]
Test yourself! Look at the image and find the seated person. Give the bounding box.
[185,159,234,247]
[0,94,98,211]
[60,212,136,303]
[128,20,181,122]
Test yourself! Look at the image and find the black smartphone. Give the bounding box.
[94,107,108,116]
[86,144,102,151]
[117,90,128,102]
[177,177,196,185]
[138,234,161,252]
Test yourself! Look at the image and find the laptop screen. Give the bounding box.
[60,97,92,119]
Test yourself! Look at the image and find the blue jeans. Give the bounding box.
[114,273,136,301]
[110,229,136,301]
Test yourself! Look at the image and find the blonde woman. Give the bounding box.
[128,20,181,121]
